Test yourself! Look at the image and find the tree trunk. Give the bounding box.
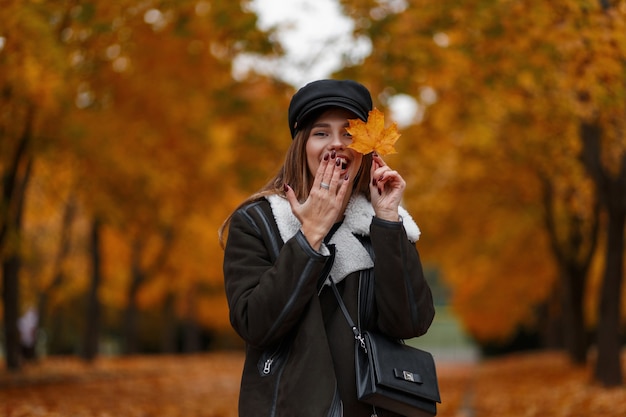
[183,288,200,353]
[183,318,201,353]
[593,0,626,389]
[537,282,564,349]
[123,230,174,354]
[1,106,34,371]
[160,292,178,353]
[2,256,21,370]
[122,280,141,354]
[123,238,144,354]
[540,174,598,364]
[595,205,626,387]
[562,267,589,364]
[594,206,625,386]
[81,217,102,361]
[37,196,76,337]
[580,121,626,387]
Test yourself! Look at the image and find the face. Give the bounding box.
[305,107,364,185]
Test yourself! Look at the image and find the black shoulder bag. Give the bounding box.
[330,272,441,417]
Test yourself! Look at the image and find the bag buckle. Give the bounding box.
[394,368,423,384]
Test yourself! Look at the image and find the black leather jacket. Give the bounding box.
[223,198,435,417]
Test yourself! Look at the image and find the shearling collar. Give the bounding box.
[266,193,420,284]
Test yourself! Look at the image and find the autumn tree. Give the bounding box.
[579,0,626,387]
[337,0,626,384]
[3,0,292,364]
[57,0,288,354]
[0,0,291,367]
[0,0,70,370]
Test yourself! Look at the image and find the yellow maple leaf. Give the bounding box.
[346,108,401,156]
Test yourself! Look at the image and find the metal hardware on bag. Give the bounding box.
[356,334,367,352]
[394,367,423,384]
[262,358,273,374]
[352,326,367,352]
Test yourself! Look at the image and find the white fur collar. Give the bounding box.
[266,194,420,284]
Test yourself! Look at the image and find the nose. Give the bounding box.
[328,131,347,149]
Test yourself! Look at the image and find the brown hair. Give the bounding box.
[218,115,372,248]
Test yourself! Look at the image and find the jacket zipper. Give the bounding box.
[259,339,291,417]
[262,358,274,374]
[259,337,289,376]
[269,355,288,417]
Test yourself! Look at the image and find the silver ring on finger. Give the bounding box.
[320,182,330,190]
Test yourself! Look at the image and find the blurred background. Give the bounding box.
[1,0,625,394]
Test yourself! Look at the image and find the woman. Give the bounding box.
[220,79,435,417]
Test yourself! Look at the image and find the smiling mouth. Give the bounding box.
[325,156,350,171]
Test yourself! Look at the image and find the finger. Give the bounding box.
[314,153,331,188]
[377,170,406,196]
[328,155,345,191]
[370,175,383,197]
[371,163,389,195]
[283,184,300,210]
[377,169,395,184]
[324,151,341,187]
[371,155,389,180]
[376,171,398,190]
[337,171,351,197]
[372,152,386,168]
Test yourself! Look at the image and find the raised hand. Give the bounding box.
[369,153,405,222]
[284,151,351,250]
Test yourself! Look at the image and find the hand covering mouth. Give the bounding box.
[334,156,349,171]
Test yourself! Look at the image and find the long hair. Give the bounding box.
[218,116,372,248]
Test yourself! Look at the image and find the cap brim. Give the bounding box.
[296,99,369,130]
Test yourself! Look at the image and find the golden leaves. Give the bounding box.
[347,108,401,156]
[0,354,245,417]
[4,353,626,417]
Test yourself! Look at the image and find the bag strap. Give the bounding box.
[329,234,375,352]
[330,280,366,351]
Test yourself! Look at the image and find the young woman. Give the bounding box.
[220,79,435,417]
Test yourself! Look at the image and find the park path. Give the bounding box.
[0,352,478,417]
[4,351,626,416]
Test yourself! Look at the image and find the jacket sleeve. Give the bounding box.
[370,216,435,339]
[223,202,328,348]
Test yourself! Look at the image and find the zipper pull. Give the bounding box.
[263,358,274,374]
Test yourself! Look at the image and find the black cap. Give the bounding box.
[288,79,373,138]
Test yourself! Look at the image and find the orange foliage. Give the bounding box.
[337,0,626,344]
[5,0,625,357]
[1,0,293,344]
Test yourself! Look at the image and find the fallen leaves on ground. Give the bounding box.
[471,351,626,417]
[0,353,244,417]
[1,351,625,417]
